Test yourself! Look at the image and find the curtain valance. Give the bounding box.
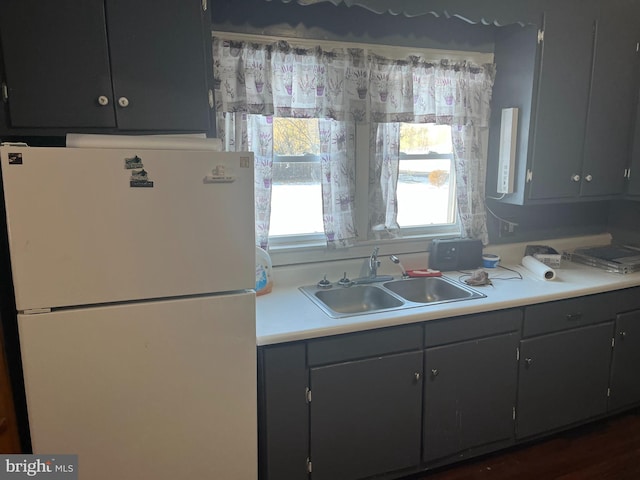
[213,37,495,127]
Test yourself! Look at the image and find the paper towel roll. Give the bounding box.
[521,255,556,280]
[66,133,222,151]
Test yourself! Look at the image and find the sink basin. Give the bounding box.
[309,285,404,317]
[383,276,485,304]
[300,275,485,318]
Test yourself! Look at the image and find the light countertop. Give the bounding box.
[256,233,640,346]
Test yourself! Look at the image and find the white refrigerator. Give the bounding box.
[0,144,257,480]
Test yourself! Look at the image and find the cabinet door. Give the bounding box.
[609,310,640,411]
[0,0,115,128]
[423,332,519,462]
[259,344,309,480]
[310,351,423,480]
[629,92,640,195]
[528,3,597,200]
[105,0,211,131]
[517,322,614,439]
[581,0,640,197]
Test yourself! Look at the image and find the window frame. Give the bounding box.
[268,123,462,265]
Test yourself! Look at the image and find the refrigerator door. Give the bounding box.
[0,146,255,311]
[19,292,257,480]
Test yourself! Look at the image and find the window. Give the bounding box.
[270,118,323,237]
[213,33,495,261]
[257,119,458,244]
[397,123,455,229]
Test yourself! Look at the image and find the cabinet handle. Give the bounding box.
[566,313,582,322]
[97,95,109,106]
[414,372,421,381]
[571,174,581,182]
[619,331,627,338]
[524,358,533,367]
[431,369,439,377]
[118,97,130,108]
[584,174,593,182]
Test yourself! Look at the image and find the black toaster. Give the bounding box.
[429,238,483,271]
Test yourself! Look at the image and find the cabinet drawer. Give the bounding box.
[307,324,423,366]
[523,294,617,337]
[424,309,522,347]
[610,287,640,313]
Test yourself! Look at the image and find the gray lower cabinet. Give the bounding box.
[609,310,640,411]
[309,350,423,480]
[258,343,309,480]
[424,332,519,462]
[516,322,614,439]
[257,292,640,480]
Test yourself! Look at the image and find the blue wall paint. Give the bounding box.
[212,0,495,52]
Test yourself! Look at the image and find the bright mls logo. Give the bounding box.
[0,455,77,479]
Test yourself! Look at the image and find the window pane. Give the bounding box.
[269,118,324,236]
[397,124,455,227]
[399,123,452,154]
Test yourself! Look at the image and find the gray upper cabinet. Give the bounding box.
[0,0,115,129]
[488,0,640,204]
[582,0,640,198]
[0,0,212,133]
[527,4,597,201]
[628,93,640,195]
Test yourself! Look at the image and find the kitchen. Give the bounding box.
[1,0,640,479]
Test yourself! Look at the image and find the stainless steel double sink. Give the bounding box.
[299,276,486,318]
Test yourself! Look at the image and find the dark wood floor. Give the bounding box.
[411,408,640,480]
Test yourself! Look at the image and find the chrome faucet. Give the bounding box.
[369,247,380,278]
[351,247,394,285]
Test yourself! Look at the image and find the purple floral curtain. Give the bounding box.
[247,115,275,249]
[319,119,357,247]
[213,37,362,248]
[369,123,400,238]
[213,37,495,246]
[368,55,495,244]
[217,112,274,250]
[213,38,368,121]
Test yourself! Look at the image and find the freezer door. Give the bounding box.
[0,146,255,310]
[19,293,257,480]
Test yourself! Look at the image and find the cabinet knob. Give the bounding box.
[584,174,593,182]
[571,174,581,182]
[620,331,627,338]
[431,369,439,377]
[118,97,130,108]
[97,95,109,106]
[414,372,421,381]
[524,358,533,367]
